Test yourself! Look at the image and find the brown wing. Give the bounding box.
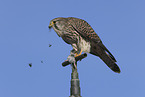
[67,17,101,43]
[68,17,116,62]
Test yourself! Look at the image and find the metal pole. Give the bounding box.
[62,53,87,97]
[69,64,82,97]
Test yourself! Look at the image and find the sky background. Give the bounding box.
[0,0,145,97]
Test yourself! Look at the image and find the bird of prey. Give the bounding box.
[49,17,120,73]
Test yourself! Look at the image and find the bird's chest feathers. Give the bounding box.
[78,38,91,53]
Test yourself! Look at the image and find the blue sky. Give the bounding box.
[0,0,145,97]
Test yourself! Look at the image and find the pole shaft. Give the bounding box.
[69,65,82,97]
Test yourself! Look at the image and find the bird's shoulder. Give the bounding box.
[67,17,101,42]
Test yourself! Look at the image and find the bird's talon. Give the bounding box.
[75,53,79,57]
[75,50,82,57]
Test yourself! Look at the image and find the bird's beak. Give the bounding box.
[48,22,54,29]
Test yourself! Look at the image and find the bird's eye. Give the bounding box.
[53,21,56,23]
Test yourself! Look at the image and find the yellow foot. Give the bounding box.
[75,50,82,57]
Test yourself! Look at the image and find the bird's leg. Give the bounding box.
[75,49,83,57]
[66,49,77,69]
[71,44,82,57]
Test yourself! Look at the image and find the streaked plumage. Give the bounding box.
[49,17,120,73]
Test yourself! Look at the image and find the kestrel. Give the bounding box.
[49,17,120,73]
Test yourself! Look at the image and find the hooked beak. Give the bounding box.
[48,22,54,29]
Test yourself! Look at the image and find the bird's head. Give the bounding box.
[48,17,67,37]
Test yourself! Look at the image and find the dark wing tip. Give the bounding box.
[111,63,121,73]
